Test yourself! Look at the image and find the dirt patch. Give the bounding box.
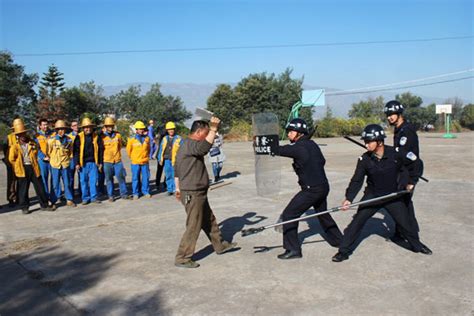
[7,237,59,253]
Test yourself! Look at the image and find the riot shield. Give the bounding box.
[252,112,280,198]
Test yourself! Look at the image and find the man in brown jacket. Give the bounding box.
[8,121,51,214]
[174,117,237,268]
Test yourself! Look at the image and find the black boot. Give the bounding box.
[277,250,302,260]
[332,251,349,262]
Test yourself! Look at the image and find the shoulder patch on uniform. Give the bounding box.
[406,152,417,161]
[400,136,407,146]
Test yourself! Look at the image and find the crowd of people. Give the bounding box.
[2,116,226,213]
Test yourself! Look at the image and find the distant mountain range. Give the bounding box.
[102,82,453,120]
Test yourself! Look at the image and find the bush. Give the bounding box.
[225,119,252,141]
[460,104,474,130]
[115,119,132,146]
[451,120,462,133]
[315,117,382,138]
[0,122,10,147]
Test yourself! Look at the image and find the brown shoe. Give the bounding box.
[216,242,238,255]
[175,260,200,268]
[66,200,76,207]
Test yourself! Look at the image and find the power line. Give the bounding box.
[12,35,473,57]
[327,76,474,96]
[326,69,474,94]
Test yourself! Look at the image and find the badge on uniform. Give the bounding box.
[400,136,407,146]
[406,152,417,161]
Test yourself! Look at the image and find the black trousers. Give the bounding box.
[339,193,424,255]
[282,184,343,253]
[394,191,420,236]
[155,161,165,188]
[17,165,49,210]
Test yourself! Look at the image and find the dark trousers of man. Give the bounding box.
[5,160,18,205]
[175,190,227,264]
[282,184,343,254]
[339,193,424,255]
[17,165,49,211]
[155,161,165,190]
[394,191,420,237]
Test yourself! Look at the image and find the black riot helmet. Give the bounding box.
[384,100,404,116]
[286,118,309,135]
[361,124,386,141]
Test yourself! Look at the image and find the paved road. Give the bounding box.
[1,132,472,315]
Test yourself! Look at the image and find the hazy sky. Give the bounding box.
[1,0,473,101]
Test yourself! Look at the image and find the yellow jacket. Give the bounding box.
[158,135,182,166]
[126,135,150,165]
[7,133,17,146]
[67,131,78,158]
[101,132,122,163]
[8,138,41,178]
[47,135,73,169]
[35,131,50,160]
[78,132,99,167]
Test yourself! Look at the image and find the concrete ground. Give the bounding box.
[0,132,473,315]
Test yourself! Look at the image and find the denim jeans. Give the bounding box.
[104,162,128,197]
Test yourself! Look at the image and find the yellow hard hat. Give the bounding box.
[13,121,29,135]
[54,120,67,129]
[134,121,146,129]
[104,117,115,126]
[80,117,96,128]
[165,121,176,130]
[11,118,25,129]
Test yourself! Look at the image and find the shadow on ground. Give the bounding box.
[0,239,169,315]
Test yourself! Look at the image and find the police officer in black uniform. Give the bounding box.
[384,100,425,243]
[275,118,343,259]
[332,124,432,262]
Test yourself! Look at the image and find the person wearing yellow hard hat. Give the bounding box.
[100,117,130,201]
[35,118,53,200]
[126,121,151,199]
[8,120,52,214]
[158,121,182,195]
[3,118,23,207]
[47,120,76,208]
[73,117,104,205]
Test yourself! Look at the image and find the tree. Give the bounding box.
[62,87,90,122]
[404,105,437,130]
[395,92,423,108]
[207,84,237,132]
[37,64,66,120]
[443,97,464,121]
[207,68,305,132]
[136,83,191,124]
[348,96,385,122]
[107,85,142,119]
[0,52,38,127]
[460,104,474,130]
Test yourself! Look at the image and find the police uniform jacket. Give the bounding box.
[345,145,422,202]
[277,136,328,188]
[394,121,423,178]
[394,121,419,157]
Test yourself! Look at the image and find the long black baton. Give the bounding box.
[241,190,410,237]
[343,135,429,183]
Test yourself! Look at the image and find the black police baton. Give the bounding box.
[343,135,429,183]
[241,190,410,237]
